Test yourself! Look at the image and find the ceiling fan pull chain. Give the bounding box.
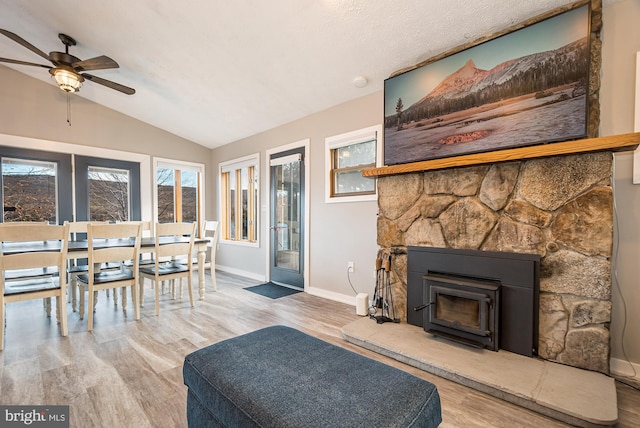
[67,93,72,126]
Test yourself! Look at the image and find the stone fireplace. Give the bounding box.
[376,151,613,373]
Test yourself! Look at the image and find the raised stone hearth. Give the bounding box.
[376,152,613,373]
[342,318,617,427]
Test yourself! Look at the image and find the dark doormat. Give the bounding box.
[243,282,302,299]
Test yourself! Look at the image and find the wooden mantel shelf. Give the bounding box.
[363,132,640,178]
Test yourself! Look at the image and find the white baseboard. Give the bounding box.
[306,286,357,306]
[215,265,266,282]
[610,357,640,380]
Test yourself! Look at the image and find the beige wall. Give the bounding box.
[212,92,381,303]
[601,0,640,376]
[0,64,214,220]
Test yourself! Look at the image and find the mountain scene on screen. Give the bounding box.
[384,37,589,165]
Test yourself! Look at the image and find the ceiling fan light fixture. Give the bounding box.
[50,67,84,93]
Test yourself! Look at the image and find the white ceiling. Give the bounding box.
[0,0,621,149]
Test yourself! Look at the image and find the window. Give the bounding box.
[0,147,73,224]
[156,161,203,226]
[75,156,141,222]
[325,125,381,203]
[220,154,258,244]
[88,166,130,221]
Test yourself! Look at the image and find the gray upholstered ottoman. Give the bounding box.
[183,325,442,427]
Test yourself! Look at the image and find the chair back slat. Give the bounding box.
[156,242,192,259]
[2,251,62,271]
[66,221,91,235]
[0,222,65,242]
[89,223,141,240]
[115,220,152,237]
[157,222,195,237]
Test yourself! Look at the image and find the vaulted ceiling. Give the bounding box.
[0,1,621,149]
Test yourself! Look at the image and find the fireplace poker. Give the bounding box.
[383,252,400,323]
[369,251,383,316]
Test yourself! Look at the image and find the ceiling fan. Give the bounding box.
[0,29,135,95]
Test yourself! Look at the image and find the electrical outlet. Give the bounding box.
[347,261,355,272]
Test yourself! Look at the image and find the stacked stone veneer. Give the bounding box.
[377,152,613,373]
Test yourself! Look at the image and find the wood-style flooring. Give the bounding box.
[1,272,639,427]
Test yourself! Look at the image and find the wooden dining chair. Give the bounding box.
[201,220,219,290]
[75,222,142,331]
[0,221,59,316]
[0,222,70,351]
[139,222,196,316]
[65,221,124,315]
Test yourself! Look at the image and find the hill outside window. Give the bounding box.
[0,147,73,224]
[155,160,203,228]
[2,157,59,223]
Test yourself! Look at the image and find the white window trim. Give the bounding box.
[153,157,205,227]
[218,153,260,248]
[324,124,383,203]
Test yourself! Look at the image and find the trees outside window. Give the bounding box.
[156,163,201,227]
[88,166,130,222]
[2,158,58,223]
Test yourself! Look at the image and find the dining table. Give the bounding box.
[2,236,211,302]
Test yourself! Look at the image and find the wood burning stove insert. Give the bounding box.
[419,272,500,351]
[407,247,540,357]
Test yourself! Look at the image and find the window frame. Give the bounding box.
[219,153,259,247]
[154,158,205,231]
[75,155,141,222]
[325,124,382,203]
[0,147,72,224]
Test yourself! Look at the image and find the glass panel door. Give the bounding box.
[269,148,304,289]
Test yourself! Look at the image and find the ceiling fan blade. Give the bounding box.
[0,29,50,62]
[0,57,51,69]
[72,55,119,72]
[82,73,135,95]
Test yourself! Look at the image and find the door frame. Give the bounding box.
[265,139,310,291]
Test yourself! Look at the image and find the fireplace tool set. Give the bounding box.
[369,249,400,324]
